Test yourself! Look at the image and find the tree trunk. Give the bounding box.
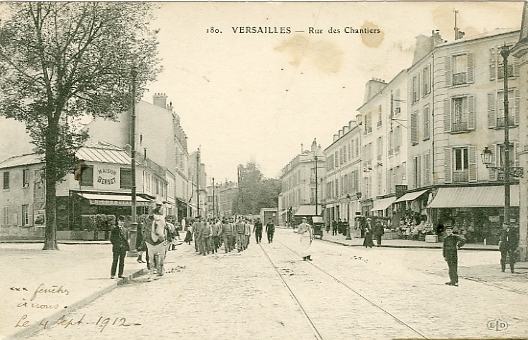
[42,124,59,250]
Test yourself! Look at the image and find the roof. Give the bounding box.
[0,153,44,169]
[76,144,131,165]
[428,185,519,208]
[294,205,319,216]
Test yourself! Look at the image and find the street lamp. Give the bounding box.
[480,44,524,231]
[345,194,352,240]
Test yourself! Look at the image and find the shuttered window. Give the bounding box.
[423,106,430,140]
[411,111,419,145]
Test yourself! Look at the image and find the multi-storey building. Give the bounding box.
[86,93,191,221]
[188,150,207,218]
[279,139,325,226]
[217,181,238,218]
[357,72,409,219]
[513,2,528,260]
[405,29,522,245]
[323,121,361,227]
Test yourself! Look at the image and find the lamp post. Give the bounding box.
[481,44,524,231]
[345,194,352,240]
[212,177,215,218]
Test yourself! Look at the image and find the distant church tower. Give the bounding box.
[512,2,528,261]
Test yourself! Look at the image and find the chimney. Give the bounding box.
[301,143,304,153]
[311,138,317,152]
[153,93,167,109]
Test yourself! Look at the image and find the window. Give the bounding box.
[411,111,419,145]
[377,105,382,127]
[422,65,431,96]
[412,74,420,103]
[22,204,29,226]
[23,169,30,188]
[454,148,468,171]
[413,156,421,188]
[423,106,430,140]
[491,46,518,81]
[3,172,9,190]
[444,96,475,133]
[81,166,93,186]
[3,207,9,224]
[445,146,477,183]
[334,151,339,168]
[120,168,132,189]
[447,53,474,86]
[377,137,383,161]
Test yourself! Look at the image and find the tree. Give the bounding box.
[234,162,281,215]
[0,2,161,250]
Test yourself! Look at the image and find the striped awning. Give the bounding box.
[394,190,428,203]
[427,185,519,208]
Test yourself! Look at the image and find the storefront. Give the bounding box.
[427,185,520,245]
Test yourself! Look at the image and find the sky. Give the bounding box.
[142,1,524,183]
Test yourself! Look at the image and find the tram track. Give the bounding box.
[259,239,428,340]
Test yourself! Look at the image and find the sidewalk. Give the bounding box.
[314,230,499,251]
[0,242,151,340]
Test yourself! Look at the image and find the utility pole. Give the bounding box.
[501,45,511,229]
[130,65,138,252]
[212,177,215,218]
[196,148,200,217]
[315,155,318,215]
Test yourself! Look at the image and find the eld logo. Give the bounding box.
[487,320,508,331]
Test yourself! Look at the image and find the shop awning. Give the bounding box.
[78,193,152,207]
[394,190,428,203]
[294,205,319,216]
[370,197,396,211]
[427,185,519,208]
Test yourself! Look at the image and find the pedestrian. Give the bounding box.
[266,218,275,243]
[135,217,146,263]
[235,217,246,252]
[221,218,233,252]
[254,218,263,243]
[499,223,519,273]
[443,225,466,286]
[363,218,374,248]
[200,219,213,255]
[332,219,338,236]
[373,219,384,246]
[110,216,130,279]
[212,218,222,253]
[244,219,252,249]
[184,224,193,245]
[297,217,313,261]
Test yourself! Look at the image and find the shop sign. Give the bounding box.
[95,165,119,190]
[88,199,150,207]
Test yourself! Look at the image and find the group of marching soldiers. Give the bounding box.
[189,216,275,255]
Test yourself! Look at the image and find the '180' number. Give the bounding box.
[207,27,222,34]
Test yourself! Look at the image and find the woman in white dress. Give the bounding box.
[297,217,313,261]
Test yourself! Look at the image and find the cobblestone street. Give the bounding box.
[23,229,528,340]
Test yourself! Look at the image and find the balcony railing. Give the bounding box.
[452,72,467,86]
[496,116,516,128]
[452,121,468,133]
[453,170,468,183]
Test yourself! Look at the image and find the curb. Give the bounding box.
[6,267,149,340]
[320,238,499,251]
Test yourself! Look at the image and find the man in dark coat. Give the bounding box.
[373,219,384,246]
[110,216,130,279]
[443,225,466,286]
[254,218,263,244]
[499,224,519,273]
[265,218,275,243]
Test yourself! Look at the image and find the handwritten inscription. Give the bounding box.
[17,314,135,332]
[30,283,69,301]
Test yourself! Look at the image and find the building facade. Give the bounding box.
[279,139,325,226]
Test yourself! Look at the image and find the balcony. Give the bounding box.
[451,121,468,133]
[452,72,467,86]
[453,170,468,183]
[496,116,516,128]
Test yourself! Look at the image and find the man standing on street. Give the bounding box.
[499,224,519,273]
[244,218,252,249]
[211,218,222,254]
[235,217,246,252]
[443,225,465,286]
[266,218,275,243]
[254,218,263,244]
[110,215,130,279]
